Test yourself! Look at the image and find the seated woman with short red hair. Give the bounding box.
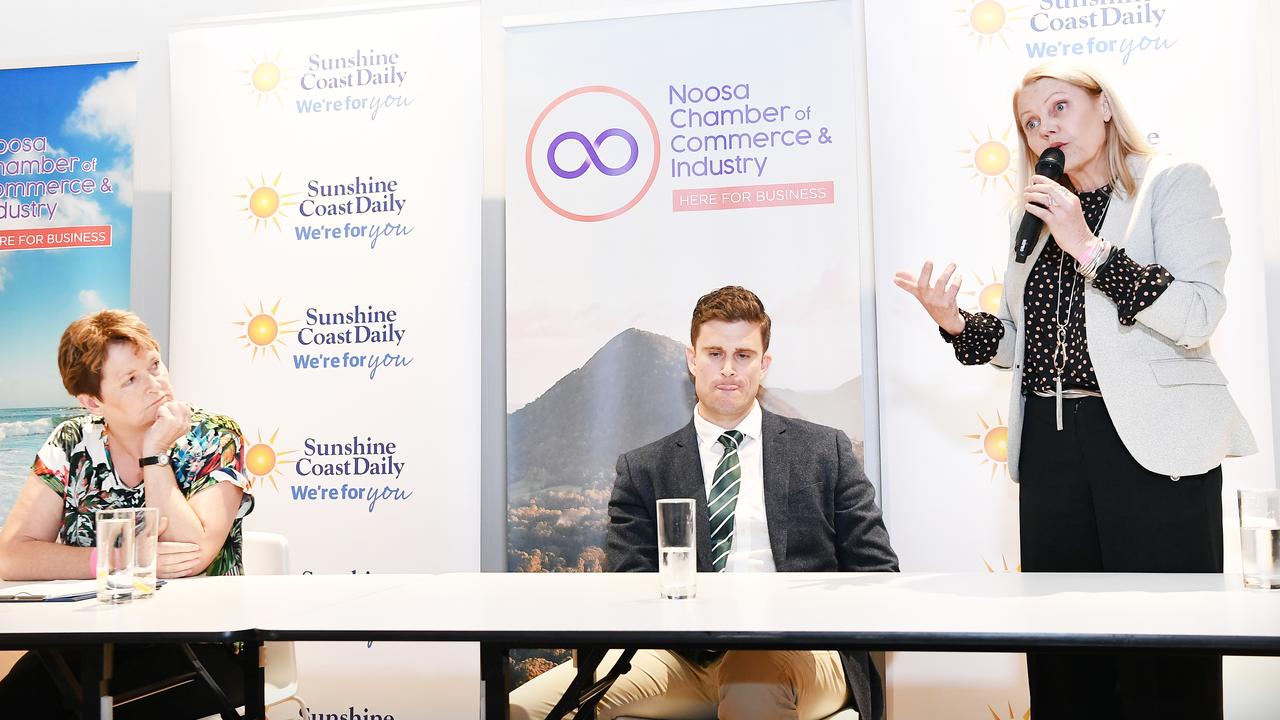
[0,309,253,718]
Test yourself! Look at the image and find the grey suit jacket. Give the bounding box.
[993,154,1257,480]
[606,409,899,719]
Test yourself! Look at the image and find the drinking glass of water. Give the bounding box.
[1238,489,1280,590]
[657,498,696,599]
[95,509,136,604]
[132,507,160,598]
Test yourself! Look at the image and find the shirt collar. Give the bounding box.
[692,399,762,451]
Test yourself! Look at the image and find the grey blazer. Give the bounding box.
[994,153,1257,480]
[606,409,899,719]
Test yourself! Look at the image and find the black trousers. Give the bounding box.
[0,643,246,719]
[1019,394,1224,720]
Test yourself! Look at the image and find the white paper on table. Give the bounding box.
[0,580,98,599]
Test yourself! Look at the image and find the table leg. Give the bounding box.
[78,643,112,720]
[34,648,81,716]
[545,647,633,720]
[480,643,509,720]
[241,640,265,720]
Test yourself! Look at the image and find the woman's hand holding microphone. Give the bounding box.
[1022,174,1102,262]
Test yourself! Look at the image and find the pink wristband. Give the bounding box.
[89,547,97,577]
[1079,239,1102,267]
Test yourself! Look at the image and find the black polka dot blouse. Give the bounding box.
[940,184,1175,395]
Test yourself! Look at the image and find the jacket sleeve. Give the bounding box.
[989,272,1019,370]
[986,211,1026,370]
[834,430,899,572]
[1130,162,1230,348]
[605,451,658,572]
[941,309,1005,365]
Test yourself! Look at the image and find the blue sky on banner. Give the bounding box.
[0,61,135,409]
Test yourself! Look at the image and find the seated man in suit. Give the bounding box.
[510,286,898,720]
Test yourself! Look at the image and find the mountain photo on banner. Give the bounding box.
[0,61,136,525]
[507,327,863,573]
[503,0,865,686]
[505,327,862,685]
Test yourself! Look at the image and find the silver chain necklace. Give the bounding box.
[1050,188,1111,430]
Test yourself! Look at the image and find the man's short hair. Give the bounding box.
[690,286,771,351]
[58,309,161,399]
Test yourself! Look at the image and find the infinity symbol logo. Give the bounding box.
[547,129,639,179]
[526,85,659,222]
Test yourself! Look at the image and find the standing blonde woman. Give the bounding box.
[896,62,1255,718]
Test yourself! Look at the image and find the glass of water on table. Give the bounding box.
[657,498,696,599]
[132,507,160,597]
[95,509,136,603]
[1238,489,1280,589]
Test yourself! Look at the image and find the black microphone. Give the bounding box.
[1014,146,1066,263]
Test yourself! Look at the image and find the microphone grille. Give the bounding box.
[1035,147,1066,179]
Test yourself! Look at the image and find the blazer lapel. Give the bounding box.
[760,410,790,568]
[670,422,715,571]
[1100,157,1146,259]
[1005,219,1048,315]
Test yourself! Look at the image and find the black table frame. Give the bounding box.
[255,628,1280,720]
[0,633,262,720]
[11,614,1280,719]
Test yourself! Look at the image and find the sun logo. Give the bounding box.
[987,701,1030,720]
[244,428,298,491]
[957,1,1027,50]
[966,410,1009,481]
[982,554,1021,573]
[234,299,299,361]
[235,173,300,232]
[960,126,1016,192]
[960,270,1005,315]
[240,53,295,107]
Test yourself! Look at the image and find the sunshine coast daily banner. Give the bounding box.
[0,60,136,525]
[866,0,1275,716]
[169,5,481,718]
[504,0,867,686]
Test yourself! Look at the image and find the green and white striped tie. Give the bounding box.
[709,430,744,573]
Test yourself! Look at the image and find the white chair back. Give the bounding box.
[242,531,301,704]
[241,531,307,719]
[243,530,290,576]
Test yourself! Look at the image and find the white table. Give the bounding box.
[0,577,264,720]
[5,572,1279,719]
[251,571,1280,718]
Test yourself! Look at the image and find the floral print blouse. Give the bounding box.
[31,409,254,576]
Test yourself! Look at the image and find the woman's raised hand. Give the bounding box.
[894,261,965,336]
[142,401,193,457]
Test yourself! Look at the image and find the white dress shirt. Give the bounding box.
[692,400,775,573]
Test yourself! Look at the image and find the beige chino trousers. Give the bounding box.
[509,648,851,720]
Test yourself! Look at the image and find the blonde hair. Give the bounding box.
[1012,62,1153,198]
